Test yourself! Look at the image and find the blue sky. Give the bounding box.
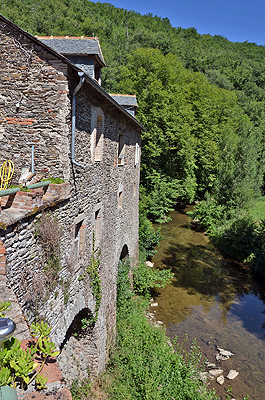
[97,0,265,46]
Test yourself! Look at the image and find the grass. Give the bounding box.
[100,260,219,400]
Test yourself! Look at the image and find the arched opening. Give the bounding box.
[58,308,98,384]
[120,244,129,261]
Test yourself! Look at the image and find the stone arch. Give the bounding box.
[58,307,98,384]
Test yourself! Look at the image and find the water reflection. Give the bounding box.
[152,207,265,399]
[153,208,260,325]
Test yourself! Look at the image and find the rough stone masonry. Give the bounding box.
[0,14,143,383]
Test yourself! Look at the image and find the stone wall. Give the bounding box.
[0,17,141,383]
[0,19,71,183]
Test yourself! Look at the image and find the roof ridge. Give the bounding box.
[110,93,136,97]
[36,36,98,40]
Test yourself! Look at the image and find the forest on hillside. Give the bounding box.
[1,0,265,272]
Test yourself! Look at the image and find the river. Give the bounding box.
[152,206,265,400]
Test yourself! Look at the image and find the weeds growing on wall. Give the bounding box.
[0,300,11,317]
[101,260,219,400]
[35,212,62,289]
[79,234,101,326]
[70,377,92,399]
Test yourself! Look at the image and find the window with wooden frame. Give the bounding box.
[94,115,104,161]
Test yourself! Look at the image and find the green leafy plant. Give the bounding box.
[0,307,59,390]
[102,259,219,400]
[61,278,70,305]
[133,259,174,298]
[0,300,11,317]
[139,197,161,259]
[80,317,93,330]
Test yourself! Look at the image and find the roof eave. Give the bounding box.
[83,74,145,131]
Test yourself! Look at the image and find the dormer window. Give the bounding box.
[109,94,138,117]
[95,65,101,85]
[37,36,106,86]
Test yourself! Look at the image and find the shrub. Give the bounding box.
[133,259,173,297]
[187,195,226,233]
[70,378,91,400]
[139,211,161,259]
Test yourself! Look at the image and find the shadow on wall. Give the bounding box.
[58,308,98,384]
[120,244,129,261]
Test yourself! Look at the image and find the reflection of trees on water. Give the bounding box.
[160,239,258,322]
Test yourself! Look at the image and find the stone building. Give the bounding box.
[0,14,143,382]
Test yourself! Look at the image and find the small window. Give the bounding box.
[94,203,103,250]
[95,66,101,84]
[91,108,104,163]
[135,143,140,167]
[73,217,85,261]
[118,133,125,166]
[118,190,123,209]
[94,116,104,162]
[118,184,123,209]
[133,182,136,197]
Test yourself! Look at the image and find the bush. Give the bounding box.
[133,260,173,297]
[70,378,91,400]
[139,211,161,259]
[190,199,265,277]
[0,304,59,391]
[141,172,185,223]
[212,215,265,275]
[187,195,226,233]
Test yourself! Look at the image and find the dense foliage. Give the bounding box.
[188,200,265,274]
[102,259,219,400]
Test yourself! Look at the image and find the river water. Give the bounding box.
[152,206,265,400]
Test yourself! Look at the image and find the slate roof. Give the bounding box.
[37,36,106,66]
[109,94,138,107]
[0,14,144,131]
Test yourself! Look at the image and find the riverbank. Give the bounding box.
[101,259,220,400]
[151,207,265,400]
